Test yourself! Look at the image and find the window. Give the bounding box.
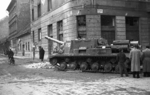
[101,16,115,26]
[77,15,86,38]
[57,21,63,41]
[28,42,30,51]
[26,42,28,51]
[38,28,42,41]
[32,31,35,43]
[48,24,53,55]
[19,43,21,50]
[48,24,53,37]
[32,8,34,21]
[37,3,41,17]
[47,0,52,11]
[18,44,20,51]
[126,17,139,41]
[101,15,115,44]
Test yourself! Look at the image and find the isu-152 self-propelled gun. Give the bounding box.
[45,36,131,72]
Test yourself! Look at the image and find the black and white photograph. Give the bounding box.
[0,0,150,95]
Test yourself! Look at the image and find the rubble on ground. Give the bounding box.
[23,62,54,69]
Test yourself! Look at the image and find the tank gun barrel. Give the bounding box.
[45,36,65,45]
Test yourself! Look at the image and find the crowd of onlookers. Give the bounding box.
[117,45,150,78]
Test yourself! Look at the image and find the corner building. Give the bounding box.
[31,0,150,59]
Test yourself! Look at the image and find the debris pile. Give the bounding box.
[24,62,54,69]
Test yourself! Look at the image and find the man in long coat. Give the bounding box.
[39,46,45,62]
[7,48,15,65]
[129,45,141,78]
[141,46,150,77]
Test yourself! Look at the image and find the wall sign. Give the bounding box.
[97,9,103,13]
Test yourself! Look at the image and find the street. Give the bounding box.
[0,55,150,95]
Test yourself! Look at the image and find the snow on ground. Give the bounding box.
[0,58,8,64]
[0,75,150,95]
[23,62,54,69]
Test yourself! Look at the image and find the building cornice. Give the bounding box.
[7,0,16,11]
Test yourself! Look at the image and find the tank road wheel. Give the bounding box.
[104,62,112,72]
[91,62,99,71]
[70,61,77,70]
[65,58,70,63]
[59,62,67,71]
[110,58,117,64]
[86,58,92,63]
[80,62,88,71]
[99,61,105,72]
[50,58,57,66]
[110,58,117,72]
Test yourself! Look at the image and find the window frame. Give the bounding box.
[47,0,52,12]
[77,15,86,38]
[32,8,34,21]
[37,3,41,17]
[32,31,35,43]
[57,20,63,41]
[38,28,42,41]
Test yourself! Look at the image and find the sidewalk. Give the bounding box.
[14,55,31,59]
[0,53,49,63]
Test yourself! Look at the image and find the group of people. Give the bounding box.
[6,46,45,65]
[117,45,150,78]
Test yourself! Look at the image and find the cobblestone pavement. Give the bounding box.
[0,55,150,95]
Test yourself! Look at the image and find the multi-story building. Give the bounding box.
[7,0,32,56]
[0,16,10,54]
[31,0,150,59]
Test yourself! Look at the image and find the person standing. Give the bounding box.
[39,46,45,62]
[129,45,141,78]
[117,49,128,77]
[7,48,15,65]
[141,46,150,77]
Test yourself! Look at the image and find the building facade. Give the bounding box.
[7,0,32,56]
[0,17,9,54]
[31,0,150,59]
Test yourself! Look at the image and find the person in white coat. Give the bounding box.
[129,45,141,78]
